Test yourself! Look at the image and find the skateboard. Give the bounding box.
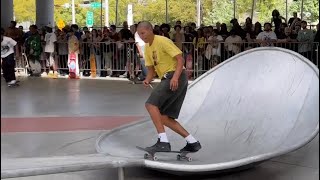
[136,146,193,162]
[68,53,77,79]
[89,53,96,78]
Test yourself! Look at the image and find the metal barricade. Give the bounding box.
[24,40,318,80]
[14,46,28,76]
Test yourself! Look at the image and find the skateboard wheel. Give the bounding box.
[144,153,149,159]
[153,156,158,161]
[177,154,181,160]
[187,157,192,162]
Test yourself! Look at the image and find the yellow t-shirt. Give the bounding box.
[144,35,182,79]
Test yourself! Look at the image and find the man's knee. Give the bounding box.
[145,103,157,110]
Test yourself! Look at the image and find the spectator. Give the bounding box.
[25,25,42,76]
[91,29,102,77]
[1,27,18,86]
[219,23,229,40]
[271,9,286,35]
[314,23,319,43]
[119,21,134,40]
[44,25,57,78]
[230,18,246,39]
[224,29,242,57]
[100,27,113,77]
[297,21,314,60]
[56,28,69,75]
[205,29,223,69]
[172,25,185,50]
[277,27,297,51]
[288,12,301,28]
[256,23,277,47]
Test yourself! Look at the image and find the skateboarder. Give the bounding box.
[137,21,201,153]
[1,27,18,86]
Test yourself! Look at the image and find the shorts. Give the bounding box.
[146,70,188,119]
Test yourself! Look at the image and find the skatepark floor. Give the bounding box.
[1,77,319,180]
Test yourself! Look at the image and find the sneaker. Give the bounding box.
[180,141,202,152]
[8,80,17,85]
[53,71,58,79]
[107,68,113,76]
[119,72,127,78]
[145,138,171,152]
[41,72,48,77]
[137,76,145,81]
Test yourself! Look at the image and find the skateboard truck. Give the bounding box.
[137,146,192,162]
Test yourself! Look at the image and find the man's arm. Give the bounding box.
[135,44,143,58]
[172,54,184,80]
[145,66,156,83]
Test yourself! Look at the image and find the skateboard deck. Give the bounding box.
[68,53,77,79]
[90,53,96,78]
[136,146,193,161]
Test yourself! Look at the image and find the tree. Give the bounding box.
[288,0,319,24]
[203,0,234,26]
[12,0,319,28]
[13,0,36,23]
[255,0,286,23]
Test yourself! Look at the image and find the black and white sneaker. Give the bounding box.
[145,138,171,152]
[180,141,202,152]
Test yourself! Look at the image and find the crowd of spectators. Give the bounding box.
[2,9,319,79]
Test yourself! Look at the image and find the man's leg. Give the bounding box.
[5,54,17,84]
[145,103,165,133]
[8,56,16,82]
[2,58,10,82]
[161,114,201,152]
[145,103,171,152]
[160,115,188,138]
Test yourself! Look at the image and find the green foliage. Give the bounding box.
[203,0,234,25]
[12,0,320,28]
[255,0,286,23]
[288,0,319,23]
[13,0,36,23]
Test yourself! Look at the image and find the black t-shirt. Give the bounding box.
[314,31,319,42]
[119,29,133,40]
[288,17,301,26]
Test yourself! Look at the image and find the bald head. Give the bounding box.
[137,21,153,30]
[137,21,155,43]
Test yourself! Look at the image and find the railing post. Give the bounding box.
[117,167,124,180]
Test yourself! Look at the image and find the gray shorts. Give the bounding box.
[146,70,188,119]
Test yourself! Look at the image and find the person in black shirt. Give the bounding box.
[119,21,133,40]
[288,12,301,27]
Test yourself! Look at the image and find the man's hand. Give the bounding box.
[170,77,179,91]
[143,79,150,88]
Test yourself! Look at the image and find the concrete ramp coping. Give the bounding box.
[1,154,141,180]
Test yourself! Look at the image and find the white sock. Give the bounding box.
[185,134,197,143]
[158,133,169,143]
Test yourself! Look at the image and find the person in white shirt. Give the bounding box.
[135,23,148,81]
[256,23,277,47]
[44,26,57,77]
[224,29,242,57]
[1,28,18,86]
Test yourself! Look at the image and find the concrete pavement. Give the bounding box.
[1,77,318,180]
